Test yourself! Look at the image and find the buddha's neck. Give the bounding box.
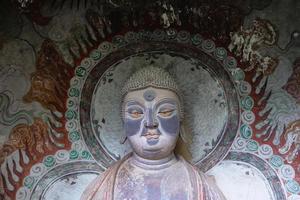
[131,152,178,170]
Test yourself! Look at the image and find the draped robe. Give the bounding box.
[81,154,226,200]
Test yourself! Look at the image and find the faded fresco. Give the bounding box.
[0,0,299,200]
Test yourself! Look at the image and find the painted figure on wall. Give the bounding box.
[81,67,226,200]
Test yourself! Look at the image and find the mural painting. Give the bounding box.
[0,0,299,199]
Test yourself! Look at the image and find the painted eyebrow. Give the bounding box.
[125,100,144,107]
[154,98,177,110]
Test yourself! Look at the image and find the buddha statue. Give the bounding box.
[81,67,226,200]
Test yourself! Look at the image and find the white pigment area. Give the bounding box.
[208,161,275,200]
[42,173,98,200]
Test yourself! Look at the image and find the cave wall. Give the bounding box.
[0,0,299,199]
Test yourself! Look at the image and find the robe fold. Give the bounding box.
[81,154,226,200]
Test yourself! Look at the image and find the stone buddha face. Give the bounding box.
[123,87,181,160]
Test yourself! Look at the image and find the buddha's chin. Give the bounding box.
[142,145,162,155]
[142,142,162,151]
[141,148,163,160]
[146,138,159,146]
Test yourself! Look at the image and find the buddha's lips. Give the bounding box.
[142,132,160,139]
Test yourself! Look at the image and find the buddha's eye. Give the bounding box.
[158,109,174,117]
[130,110,143,118]
[127,107,144,119]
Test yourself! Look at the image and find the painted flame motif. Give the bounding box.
[23,40,73,113]
[0,40,72,199]
[0,118,65,198]
[283,58,300,104]
[228,18,278,90]
[279,119,300,163]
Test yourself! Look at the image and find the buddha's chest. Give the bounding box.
[114,162,194,200]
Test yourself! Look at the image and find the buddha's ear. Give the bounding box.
[175,136,192,161]
[179,121,192,144]
[180,124,187,143]
[175,122,192,161]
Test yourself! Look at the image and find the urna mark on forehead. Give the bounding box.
[143,89,156,101]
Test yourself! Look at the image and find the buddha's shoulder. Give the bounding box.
[80,155,131,200]
[176,155,202,173]
[94,154,131,180]
[177,156,226,199]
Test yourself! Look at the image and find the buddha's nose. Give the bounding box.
[144,108,158,129]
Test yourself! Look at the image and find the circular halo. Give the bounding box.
[30,161,103,199]
[80,41,240,171]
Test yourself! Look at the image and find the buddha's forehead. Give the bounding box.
[124,87,180,105]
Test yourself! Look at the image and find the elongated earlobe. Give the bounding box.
[180,123,188,143]
[175,124,192,161]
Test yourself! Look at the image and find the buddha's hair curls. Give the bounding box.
[121,66,184,120]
